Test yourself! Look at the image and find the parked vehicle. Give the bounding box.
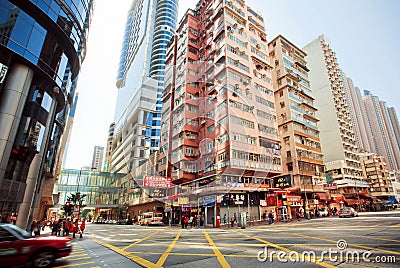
[0,223,72,267]
[140,212,164,226]
[338,207,358,218]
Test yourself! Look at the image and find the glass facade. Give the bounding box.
[0,0,93,224]
[55,170,127,206]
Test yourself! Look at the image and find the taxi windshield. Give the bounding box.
[7,224,31,238]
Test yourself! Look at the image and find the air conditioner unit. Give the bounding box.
[201,120,206,124]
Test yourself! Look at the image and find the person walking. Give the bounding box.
[32,220,40,236]
[223,214,227,224]
[268,210,274,225]
[79,219,86,238]
[72,219,79,238]
[65,219,71,236]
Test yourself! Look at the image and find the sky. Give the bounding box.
[64,0,400,169]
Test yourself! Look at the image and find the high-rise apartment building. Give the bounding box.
[268,35,325,214]
[0,0,94,228]
[303,36,364,188]
[340,73,372,152]
[159,0,281,219]
[362,91,400,171]
[359,152,394,202]
[92,146,104,172]
[108,0,178,173]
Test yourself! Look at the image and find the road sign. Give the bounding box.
[203,195,215,206]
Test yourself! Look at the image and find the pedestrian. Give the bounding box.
[223,214,227,224]
[65,219,71,236]
[181,215,185,229]
[72,219,79,238]
[189,216,194,228]
[51,220,59,236]
[31,220,40,236]
[184,215,189,228]
[79,219,85,238]
[268,210,274,225]
[200,214,204,227]
[233,213,237,223]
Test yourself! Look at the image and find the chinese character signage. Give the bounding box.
[0,63,8,84]
[273,174,292,188]
[266,193,277,206]
[144,176,172,188]
[148,189,166,198]
[323,183,337,190]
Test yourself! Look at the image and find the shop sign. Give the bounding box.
[323,183,337,190]
[148,188,166,198]
[144,176,172,188]
[172,201,179,206]
[245,183,270,188]
[178,197,189,205]
[0,63,8,84]
[287,195,302,202]
[223,182,244,187]
[273,174,292,188]
[203,195,216,206]
[266,193,277,206]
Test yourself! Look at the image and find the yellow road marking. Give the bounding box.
[122,230,161,250]
[156,230,182,266]
[292,233,400,256]
[94,240,159,268]
[203,230,231,268]
[233,230,336,268]
[57,261,95,267]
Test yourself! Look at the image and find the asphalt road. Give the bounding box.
[52,210,400,268]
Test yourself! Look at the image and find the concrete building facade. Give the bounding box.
[268,35,326,215]
[91,146,104,172]
[159,0,282,222]
[303,36,364,190]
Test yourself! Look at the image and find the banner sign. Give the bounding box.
[144,176,172,188]
[266,193,277,206]
[245,183,270,188]
[323,183,337,190]
[273,174,292,188]
[203,195,216,206]
[148,188,166,198]
[287,195,302,202]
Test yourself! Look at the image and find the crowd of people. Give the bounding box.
[30,218,86,238]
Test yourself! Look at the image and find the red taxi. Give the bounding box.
[0,223,72,267]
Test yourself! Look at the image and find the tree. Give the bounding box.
[62,192,87,217]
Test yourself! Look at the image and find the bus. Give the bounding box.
[140,212,164,226]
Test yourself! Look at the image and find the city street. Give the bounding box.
[51,211,400,267]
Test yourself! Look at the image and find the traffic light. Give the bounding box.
[65,202,71,214]
[221,195,228,206]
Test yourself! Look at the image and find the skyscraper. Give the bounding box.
[303,35,365,189]
[0,0,94,228]
[108,0,178,173]
[92,146,104,172]
[363,91,400,171]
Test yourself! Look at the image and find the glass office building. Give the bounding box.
[109,0,178,173]
[0,0,93,228]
